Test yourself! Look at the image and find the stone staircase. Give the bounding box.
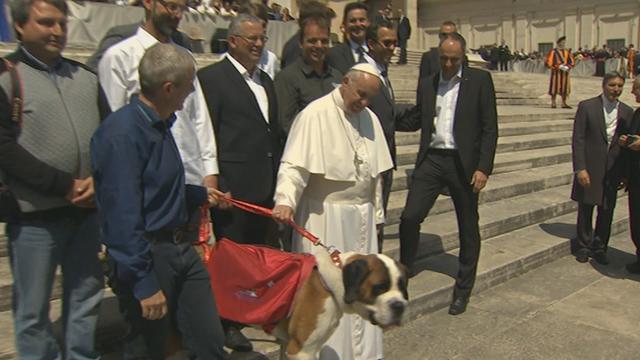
[0,49,635,358]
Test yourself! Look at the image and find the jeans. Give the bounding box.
[115,236,226,359]
[8,210,104,360]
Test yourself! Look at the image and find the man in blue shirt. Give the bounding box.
[91,43,227,359]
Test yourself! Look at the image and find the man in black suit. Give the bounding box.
[326,2,370,74]
[618,76,640,274]
[397,32,498,316]
[571,71,633,265]
[396,9,411,65]
[418,20,457,81]
[198,14,284,351]
[366,20,399,252]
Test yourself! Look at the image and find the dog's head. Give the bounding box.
[341,253,409,329]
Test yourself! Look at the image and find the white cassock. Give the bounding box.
[275,87,393,360]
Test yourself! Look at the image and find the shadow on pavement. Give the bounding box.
[589,246,640,283]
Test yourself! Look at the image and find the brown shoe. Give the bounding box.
[562,104,572,109]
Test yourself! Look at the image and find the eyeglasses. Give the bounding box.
[377,39,397,48]
[235,35,269,44]
[155,0,188,14]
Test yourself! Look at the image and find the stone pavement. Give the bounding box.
[383,232,640,360]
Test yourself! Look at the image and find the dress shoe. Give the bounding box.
[575,248,589,263]
[592,250,609,265]
[448,296,469,315]
[625,261,640,274]
[224,327,253,352]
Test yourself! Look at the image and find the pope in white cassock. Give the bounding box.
[272,63,394,360]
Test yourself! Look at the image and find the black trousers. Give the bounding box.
[116,234,226,359]
[399,150,481,298]
[499,60,509,71]
[398,39,408,64]
[378,169,394,252]
[212,201,278,246]
[576,178,618,252]
[628,179,640,259]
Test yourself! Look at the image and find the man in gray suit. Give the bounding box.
[572,71,634,265]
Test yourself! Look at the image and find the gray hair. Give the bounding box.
[228,13,263,37]
[602,71,625,87]
[10,0,68,39]
[139,43,195,97]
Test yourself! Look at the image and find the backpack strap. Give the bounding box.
[2,58,23,127]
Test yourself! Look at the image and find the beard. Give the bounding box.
[151,9,178,38]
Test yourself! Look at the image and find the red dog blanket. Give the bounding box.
[206,238,317,332]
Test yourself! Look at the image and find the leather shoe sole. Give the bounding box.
[224,327,253,352]
[575,250,589,263]
[448,297,469,315]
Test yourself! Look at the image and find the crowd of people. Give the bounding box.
[1,0,640,359]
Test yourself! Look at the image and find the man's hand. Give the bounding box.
[139,290,167,320]
[577,169,591,188]
[272,205,294,223]
[619,135,640,151]
[470,170,488,193]
[67,177,96,208]
[206,187,232,209]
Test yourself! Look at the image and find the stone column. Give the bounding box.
[405,0,419,50]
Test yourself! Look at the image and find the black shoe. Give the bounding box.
[592,250,609,265]
[625,261,640,274]
[575,248,589,263]
[448,296,469,315]
[224,327,253,352]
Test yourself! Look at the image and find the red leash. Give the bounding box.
[213,191,343,267]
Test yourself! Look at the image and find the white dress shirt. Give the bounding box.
[601,94,619,144]
[98,27,218,185]
[349,39,373,64]
[226,53,270,123]
[259,50,280,80]
[430,67,463,149]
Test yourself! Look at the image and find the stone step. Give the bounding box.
[380,183,579,261]
[402,199,630,321]
[386,162,574,220]
[393,117,573,147]
[392,145,572,188]
[394,131,572,167]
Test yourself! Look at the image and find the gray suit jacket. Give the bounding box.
[571,95,634,206]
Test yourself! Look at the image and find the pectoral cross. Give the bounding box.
[354,153,363,175]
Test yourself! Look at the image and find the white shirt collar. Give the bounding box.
[135,27,162,50]
[349,39,368,52]
[226,53,259,80]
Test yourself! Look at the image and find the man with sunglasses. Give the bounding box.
[198,14,285,352]
[96,0,226,356]
[365,20,401,252]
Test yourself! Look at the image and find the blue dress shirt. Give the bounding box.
[91,97,207,300]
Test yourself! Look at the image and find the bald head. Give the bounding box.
[439,33,465,80]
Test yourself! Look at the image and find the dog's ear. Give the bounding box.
[396,262,410,300]
[342,259,370,304]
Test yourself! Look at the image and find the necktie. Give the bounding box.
[381,69,395,101]
[357,47,366,63]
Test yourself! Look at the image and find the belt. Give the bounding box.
[19,206,95,222]
[147,224,199,244]
[428,148,458,155]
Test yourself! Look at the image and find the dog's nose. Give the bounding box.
[390,300,405,316]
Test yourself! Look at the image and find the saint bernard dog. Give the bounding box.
[269,250,410,359]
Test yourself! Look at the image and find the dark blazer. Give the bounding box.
[397,66,498,181]
[418,49,439,81]
[620,109,640,180]
[368,78,397,167]
[327,42,356,74]
[197,58,284,204]
[571,96,634,205]
[397,16,411,41]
